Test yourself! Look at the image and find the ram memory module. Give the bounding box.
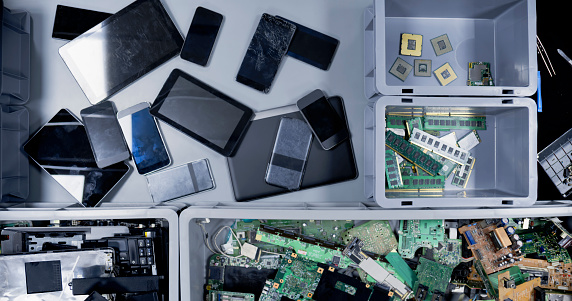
[451,156,475,188]
[400,175,445,190]
[423,116,486,131]
[385,130,443,176]
[386,150,403,188]
[386,115,414,129]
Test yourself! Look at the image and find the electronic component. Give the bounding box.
[72,276,161,294]
[386,150,404,189]
[457,130,481,151]
[313,264,382,301]
[385,251,418,287]
[386,115,414,129]
[519,258,572,291]
[459,221,523,274]
[385,130,443,176]
[180,7,223,66]
[484,265,530,299]
[409,128,471,165]
[414,59,432,77]
[259,252,322,301]
[400,33,422,56]
[423,116,487,131]
[342,238,411,299]
[423,239,463,267]
[25,260,63,293]
[342,220,398,256]
[439,132,458,146]
[434,63,457,86]
[468,62,494,86]
[497,269,541,301]
[538,128,572,197]
[425,151,457,179]
[518,222,572,263]
[206,254,281,292]
[396,175,446,191]
[451,156,475,188]
[414,258,454,301]
[207,291,255,301]
[430,34,453,56]
[398,220,446,259]
[389,57,413,81]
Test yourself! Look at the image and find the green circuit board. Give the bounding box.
[413,258,454,301]
[385,130,443,176]
[386,115,415,129]
[386,251,418,287]
[259,252,322,301]
[519,229,572,263]
[206,254,281,291]
[424,238,462,267]
[386,150,404,189]
[342,220,398,256]
[394,175,446,190]
[426,151,457,179]
[398,220,446,259]
[423,116,487,131]
[207,291,255,301]
[485,266,530,299]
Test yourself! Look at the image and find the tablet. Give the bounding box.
[58,0,183,104]
[150,69,254,157]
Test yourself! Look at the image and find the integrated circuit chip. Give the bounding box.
[434,63,457,86]
[430,34,453,56]
[414,59,432,77]
[400,33,423,56]
[389,57,413,81]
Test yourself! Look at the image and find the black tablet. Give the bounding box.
[150,69,254,157]
[58,0,183,104]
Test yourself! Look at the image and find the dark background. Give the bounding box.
[535,3,572,200]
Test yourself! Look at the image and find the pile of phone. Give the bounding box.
[0,218,170,301]
[266,89,350,190]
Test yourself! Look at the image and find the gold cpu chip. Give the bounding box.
[400,33,422,56]
[389,57,413,82]
[431,34,453,56]
[434,63,457,86]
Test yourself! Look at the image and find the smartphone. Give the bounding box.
[276,16,339,71]
[52,5,112,40]
[117,102,170,174]
[297,89,349,150]
[265,117,313,190]
[81,101,130,168]
[236,14,296,93]
[146,159,214,202]
[180,7,223,66]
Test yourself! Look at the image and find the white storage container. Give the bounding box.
[179,202,572,301]
[0,204,179,301]
[364,96,537,208]
[364,0,537,97]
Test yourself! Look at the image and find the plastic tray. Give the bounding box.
[1,105,28,201]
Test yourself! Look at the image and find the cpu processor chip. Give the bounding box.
[414,59,432,77]
[389,57,413,81]
[434,63,457,86]
[400,33,423,56]
[430,34,453,56]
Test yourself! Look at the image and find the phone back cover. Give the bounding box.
[265,118,313,190]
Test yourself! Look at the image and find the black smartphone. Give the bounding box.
[81,101,130,168]
[180,7,223,66]
[52,5,112,40]
[117,102,171,175]
[236,14,296,93]
[297,89,349,150]
[277,16,339,71]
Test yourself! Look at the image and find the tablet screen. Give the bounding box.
[150,69,253,156]
[59,0,183,104]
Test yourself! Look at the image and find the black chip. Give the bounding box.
[460,121,465,126]
[441,145,447,151]
[446,120,451,126]
[387,134,395,142]
[428,120,434,125]
[400,143,407,151]
[209,266,224,281]
[413,152,420,158]
[447,243,453,252]
[25,261,62,294]
[432,164,439,171]
[459,179,465,186]
[436,179,442,184]
[452,121,456,126]
[389,173,397,179]
[406,146,414,154]
[424,179,430,185]
[421,135,427,142]
[388,167,396,172]
[391,120,397,125]
[452,178,459,184]
[462,173,467,179]
[387,160,395,166]
[332,255,341,266]
[390,180,398,186]
[440,120,445,126]
[447,148,453,154]
[454,150,460,157]
[403,179,410,185]
[428,138,433,145]
[413,179,419,185]
[430,179,436,185]
[471,121,476,127]
[477,121,482,127]
[414,132,421,139]
[419,156,426,163]
[434,141,440,148]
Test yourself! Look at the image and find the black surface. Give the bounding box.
[72,276,160,294]
[312,265,373,301]
[228,96,358,202]
[300,94,348,148]
[25,261,62,294]
[58,0,184,104]
[536,3,572,200]
[277,16,339,71]
[52,5,112,40]
[85,291,109,301]
[223,266,277,300]
[150,69,254,157]
[23,109,130,207]
[236,14,296,93]
[180,7,223,66]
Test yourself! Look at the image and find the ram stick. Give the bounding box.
[385,130,443,176]
[409,128,471,165]
[386,150,403,188]
[423,116,486,131]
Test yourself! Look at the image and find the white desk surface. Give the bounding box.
[5,0,372,205]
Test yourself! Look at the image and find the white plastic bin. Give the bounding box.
[179,202,572,301]
[364,96,537,208]
[364,0,537,97]
[0,205,179,301]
